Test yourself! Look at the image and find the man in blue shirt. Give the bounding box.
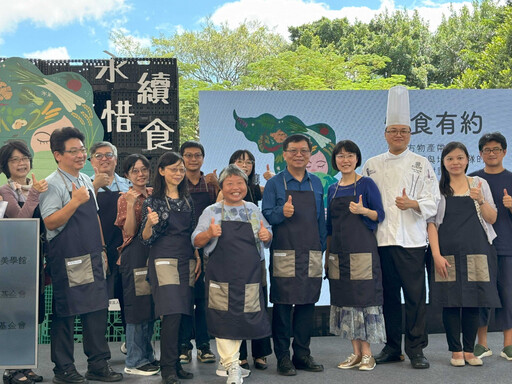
[469,132,512,361]
[262,134,326,376]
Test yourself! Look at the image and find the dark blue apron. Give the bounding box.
[205,202,271,339]
[328,179,383,307]
[96,185,124,298]
[269,175,322,305]
[120,234,154,324]
[432,190,501,308]
[189,179,212,299]
[48,171,108,317]
[147,197,196,317]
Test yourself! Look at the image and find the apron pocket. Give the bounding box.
[350,253,372,280]
[65,254,95,287]
[273,250,295,277]
[189,259,197,287]
[208,281,229,311]
[261,261,267,288]
[308,250,323,278]
[467,254,490,282]
[328,253,340,280]
[434,255,456,282]
[244,283,261,313]
[133,267,151,296]
[155,258,180,286]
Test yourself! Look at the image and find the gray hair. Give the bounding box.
[219,164,248,189]
[89,141,117,157]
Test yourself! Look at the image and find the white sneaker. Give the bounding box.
[216,362,250,378]
[226,363,243,384]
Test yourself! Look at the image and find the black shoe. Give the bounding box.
[21,371,42,383]
[292,355,324,372]
[239,360,250,370]
[53,369,87,384]
[277,357,297,376]
[410,354,430,369]
[161,376,179,384]
[4,370,34,384]
[176,364,193,380]
[254,357,268,370]
[85,365,122,382]
[374,350,405,364]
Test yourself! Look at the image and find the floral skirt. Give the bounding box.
[330,305,386,344]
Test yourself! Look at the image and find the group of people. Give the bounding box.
[0,86,511,384]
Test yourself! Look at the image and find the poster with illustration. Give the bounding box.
[0,58,103,184]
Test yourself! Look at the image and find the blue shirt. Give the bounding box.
[262,168,327,251]
[91,173,131,192]
[326,176,385,235]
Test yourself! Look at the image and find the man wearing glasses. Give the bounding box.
[39,127,122,384]
[262,134,326,376]
[177,141,219,365]
[469,132,512,362]
[362,86,439,369]
[89,142,130,351]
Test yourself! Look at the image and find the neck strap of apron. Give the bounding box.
[282,172,313,191]
[165,195,191,210]
[331,173,357,204]
[57,169,83,193]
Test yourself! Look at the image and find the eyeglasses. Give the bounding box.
[482,147,503,155]
[130,167,149,175]
[166,167,186,174]
[63,148,87,157]
[386,129,411,136]
[235,160,254,166]
[92,152,115,160]
[8,156,31,164]
[285,149,311,156]
[183,153,203,159]
[335,154,356,160]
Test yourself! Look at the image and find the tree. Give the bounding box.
[455,6,512,88]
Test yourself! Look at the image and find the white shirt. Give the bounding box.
[362,149,440,247]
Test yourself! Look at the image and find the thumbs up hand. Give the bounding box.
[71,182,90,205]
[146,207,159,227]
[395,188,414,210]
[349,194,368,215]
[503,188,512,209]
[31,173,48,193]
[263,164,275,181]
[258,220,272,242]
[92,166,110,190]
[207,217,222,239]
[470,181,484,204]
[283,195,294,218]
[205,169,219,185]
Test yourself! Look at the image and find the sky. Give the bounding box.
[0,0,506,60]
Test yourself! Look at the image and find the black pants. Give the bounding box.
[272,303,314,360]
[443,307,479,352]
[240,285,272,360]
[106,264,126,329]
[160,314,182,378]
[379,246,428,357]
[50,308,111,374]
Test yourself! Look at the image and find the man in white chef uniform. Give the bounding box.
[362,86,440,369]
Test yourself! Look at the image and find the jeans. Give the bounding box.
[125,321,155,368]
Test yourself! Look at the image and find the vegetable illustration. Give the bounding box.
[13,63,85,112]
[67,78,82,92]
[18,87,44,106]
[0,81,12,101]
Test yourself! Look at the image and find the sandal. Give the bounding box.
[21,371,42,383]
[254,357,268,370]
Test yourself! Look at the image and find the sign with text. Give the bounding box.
[0,219,39,368]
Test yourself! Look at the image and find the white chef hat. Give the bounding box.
[386,85,410,128]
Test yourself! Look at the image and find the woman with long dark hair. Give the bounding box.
[115,154,159,376]
[140,152,200,384]
[428,141,500,367]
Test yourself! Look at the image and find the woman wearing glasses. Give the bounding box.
[115,154,159,376]
[140,152,201,384]
[217,150,272,371]
[0,140,47,384]
[326,140,386,372]
[427,142,501,367]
